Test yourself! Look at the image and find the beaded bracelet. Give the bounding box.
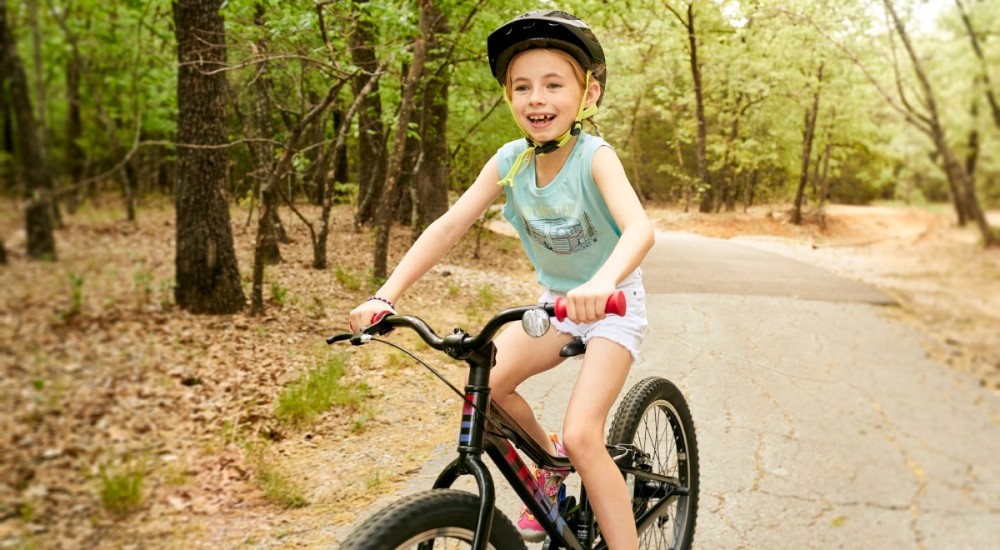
[366,295,396,310]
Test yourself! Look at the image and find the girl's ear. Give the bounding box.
[585,78,601,107]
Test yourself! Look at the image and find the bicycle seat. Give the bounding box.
[560,338,586,358]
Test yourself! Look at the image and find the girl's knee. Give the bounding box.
[561,424,605,462]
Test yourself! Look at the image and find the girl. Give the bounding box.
[349,10,652,549]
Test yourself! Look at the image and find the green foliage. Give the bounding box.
[97,462,145,516]
[275,353,369,427]
[334,268,362,292]
[269,281,289,307]
[4,0,997,214]
[55,272,85,322]
[243,442,309,509]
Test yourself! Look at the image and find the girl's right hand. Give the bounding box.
[348,300,396,332]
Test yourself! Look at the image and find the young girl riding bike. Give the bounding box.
[348,10,653,549]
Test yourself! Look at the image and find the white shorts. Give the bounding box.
[539,270,648,361]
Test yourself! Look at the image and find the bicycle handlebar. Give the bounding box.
[328,290,626,355]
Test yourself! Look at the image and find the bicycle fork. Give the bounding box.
[430,343,498,550]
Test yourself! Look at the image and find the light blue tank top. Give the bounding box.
[498,133,621,292]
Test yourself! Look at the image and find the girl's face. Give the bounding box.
[507,48,599,144]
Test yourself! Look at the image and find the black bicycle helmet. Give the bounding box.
[488,10,606,102]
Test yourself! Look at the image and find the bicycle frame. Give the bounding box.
[427,338,687,550]
[429,338,590,550]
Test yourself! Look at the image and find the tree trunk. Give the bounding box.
[817,142,832,230]
[172,0,246,314]
[792,63,823,225]
[250,2,281,267]
[675,4,712,214]
[414,39,450,238]
[351,0,387,229]
[312,67,381,270]
[744,169,759,212]
[373,0,430,280]
[0,80,12,192]
[65,53,84,212]
[248,3,283,316]
[0,0,56,259]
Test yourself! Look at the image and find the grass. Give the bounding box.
[244,443,309,509]
[97,462,145,515]
[465,284,498,321]
[256,464,309,509]
[274,353,369,427]
[335,267,362,292]
[269,280,289,306]
[55,271,85,322]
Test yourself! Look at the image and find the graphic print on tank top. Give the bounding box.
[518,211,599,255]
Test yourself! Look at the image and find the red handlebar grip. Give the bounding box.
[553,290,627,322]
[371,310,393,325]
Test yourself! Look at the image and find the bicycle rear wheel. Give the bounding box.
[340,489,527,550]
[607,376,699,550]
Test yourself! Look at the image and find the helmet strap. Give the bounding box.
[498,71,599,187]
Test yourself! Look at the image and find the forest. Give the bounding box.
[1,0,998,313]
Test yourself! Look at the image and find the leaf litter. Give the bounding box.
[1,200,996,548]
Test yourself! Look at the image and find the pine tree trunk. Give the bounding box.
[172,0,246,314]
[0,0,56,260]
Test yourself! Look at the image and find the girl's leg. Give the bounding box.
[490,324,573,453]
[562,337,638,550]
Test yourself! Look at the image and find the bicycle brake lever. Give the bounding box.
[362,310,395,337]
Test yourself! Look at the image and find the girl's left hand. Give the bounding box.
[565,279,617,324]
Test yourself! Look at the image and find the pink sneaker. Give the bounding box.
[517,435,569,542]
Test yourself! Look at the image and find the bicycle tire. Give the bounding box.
[607,376,699,550]
[339,489,527,550]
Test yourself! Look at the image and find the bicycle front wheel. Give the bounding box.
[608,376,699,550]
[340,489,527,550]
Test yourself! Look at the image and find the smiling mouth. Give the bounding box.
[528,114,555,124]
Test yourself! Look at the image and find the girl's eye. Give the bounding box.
[514,84,529,93]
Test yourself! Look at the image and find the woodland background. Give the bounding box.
[1,0,999,547]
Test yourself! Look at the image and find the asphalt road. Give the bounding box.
[338,231,1000,549]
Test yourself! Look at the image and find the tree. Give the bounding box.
[792,63,824,225]
[878,0,995,246]
[351,0,388,230]
[413,2,457,238]
[665,1,713,213]
[0,0,56,259]
[955,0,1000,129]
[172,0,246,313]
[373,0,431,280]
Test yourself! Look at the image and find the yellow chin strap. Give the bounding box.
[498,71,600,188]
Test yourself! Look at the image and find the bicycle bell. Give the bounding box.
[521,307,551,338]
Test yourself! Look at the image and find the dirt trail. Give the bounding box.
[0,201,996,548]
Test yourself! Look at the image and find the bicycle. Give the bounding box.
[330,291,699,549]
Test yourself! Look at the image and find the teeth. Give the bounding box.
[529,115,554,123]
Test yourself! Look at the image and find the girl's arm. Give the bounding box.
[565,146,655,323]
[348,155,504,330]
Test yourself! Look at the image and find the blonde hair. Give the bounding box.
[503,48,604,133]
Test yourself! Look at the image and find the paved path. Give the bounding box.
[338,232,1000,548]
